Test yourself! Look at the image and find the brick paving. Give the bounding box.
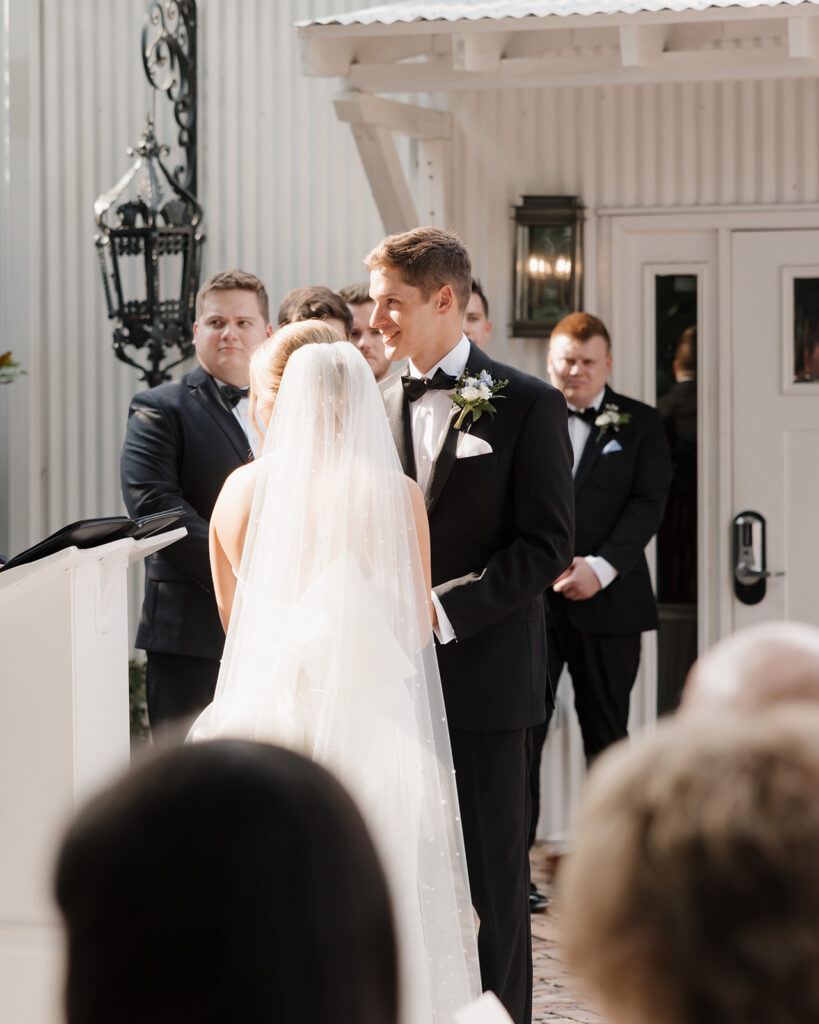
[529,843,608,1024]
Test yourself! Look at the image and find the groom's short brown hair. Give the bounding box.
[364,227,472,312]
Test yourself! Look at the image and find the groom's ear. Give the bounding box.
[435,285,455,315]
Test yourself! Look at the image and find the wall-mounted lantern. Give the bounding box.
[94,0,203,387]
[512,196,584,338]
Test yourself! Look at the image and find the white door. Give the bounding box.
[731,230,819,629]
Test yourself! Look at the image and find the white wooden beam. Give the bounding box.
[619,25,667,67]
[346,47,819,93]
[348,123,418,235]
[334,91,451,140]
[415,139,451,228]
[452,32,505,73]
[300,36,353,77]
[788,17,819,60]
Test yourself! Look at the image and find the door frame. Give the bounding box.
[604,205,819,660]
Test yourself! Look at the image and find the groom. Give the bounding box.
[367,228,574,1024]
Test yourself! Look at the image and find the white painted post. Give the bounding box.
[0,529,185,1024]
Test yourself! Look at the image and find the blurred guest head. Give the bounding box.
[559,707,819,1024]
[463,279,492,349]
[55,740,397,1024]
[683,620,819,714]
[339,281,392,382]
[277,285,353,341]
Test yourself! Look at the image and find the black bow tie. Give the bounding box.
[401,368,458,402]
[568,406,598,425]
[220,383,249,408]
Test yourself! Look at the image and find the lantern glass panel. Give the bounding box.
[516,223,575,328]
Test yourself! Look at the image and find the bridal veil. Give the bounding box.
[191,342,481,1022]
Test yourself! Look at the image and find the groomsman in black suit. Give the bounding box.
[121,270,273,734]
[368,228,574,1024]
[528,312,672,839]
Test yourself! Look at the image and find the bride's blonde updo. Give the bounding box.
[249,319,341,424]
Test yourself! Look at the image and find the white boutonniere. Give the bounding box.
[451,368,508,430]
[594,403,631,443]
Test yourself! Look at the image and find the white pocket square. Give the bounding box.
[602,439,622,454]
[456,432,493,459]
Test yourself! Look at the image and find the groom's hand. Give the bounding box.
[552,557,602,601]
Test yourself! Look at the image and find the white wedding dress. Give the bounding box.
[191,343,481,1023]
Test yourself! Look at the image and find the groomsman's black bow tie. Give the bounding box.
[220,383,249,408]
[401,368,458,402]
[568,406,598,425]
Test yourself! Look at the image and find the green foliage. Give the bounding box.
[129,659,150,746]
[0,351,27,385]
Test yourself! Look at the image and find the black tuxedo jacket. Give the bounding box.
[121,366,253,660]
[384,342,574,731]
[547,385,672,635]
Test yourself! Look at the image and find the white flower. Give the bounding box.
[593,403,632,440]
[451,365,509,430]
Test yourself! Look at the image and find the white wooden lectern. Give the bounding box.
[0,528,185,1024]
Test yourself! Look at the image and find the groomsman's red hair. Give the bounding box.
[551,312,611,352]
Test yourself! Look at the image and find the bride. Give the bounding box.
[191,323,482,1023]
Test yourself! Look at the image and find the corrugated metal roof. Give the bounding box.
[299,0,819,28]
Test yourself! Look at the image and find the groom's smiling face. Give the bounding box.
[368,266,443,368]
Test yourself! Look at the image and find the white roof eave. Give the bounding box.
[297,0,819,30]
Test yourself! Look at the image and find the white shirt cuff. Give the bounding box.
[584,555,619,590]
[431,592,456,645]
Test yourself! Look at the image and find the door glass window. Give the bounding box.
[793,277,819,383]
[655,275,698,715]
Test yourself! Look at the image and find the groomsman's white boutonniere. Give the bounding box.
[594,403,631,443]
[451,369,508,430]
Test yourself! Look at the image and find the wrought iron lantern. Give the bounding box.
[94,0,202,387]
[94,121,203,386]
[512,196,584,338]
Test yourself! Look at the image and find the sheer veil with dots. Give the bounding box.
[191,343,481,1023]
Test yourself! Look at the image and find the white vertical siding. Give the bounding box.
[452,76,819,375]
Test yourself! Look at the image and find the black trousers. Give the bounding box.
[450,726,532,1024]
[529,624,641,846]
[145,651,221,739]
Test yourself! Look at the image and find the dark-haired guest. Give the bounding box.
[277,284,352,341]
[55,740,398,1024]
[463,279,492,349]
[339,281,393,382]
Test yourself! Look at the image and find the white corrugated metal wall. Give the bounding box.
[0,0,387,637]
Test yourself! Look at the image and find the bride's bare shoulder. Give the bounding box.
[221,462,259,504]
[213,463,258,532]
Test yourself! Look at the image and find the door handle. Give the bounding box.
[733,511,785,604]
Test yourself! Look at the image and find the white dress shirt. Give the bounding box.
[566,386,618,590]
[407,335,471,495]
[234,396,264,457]
[406,334,471,643]
[215,379,263,457]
